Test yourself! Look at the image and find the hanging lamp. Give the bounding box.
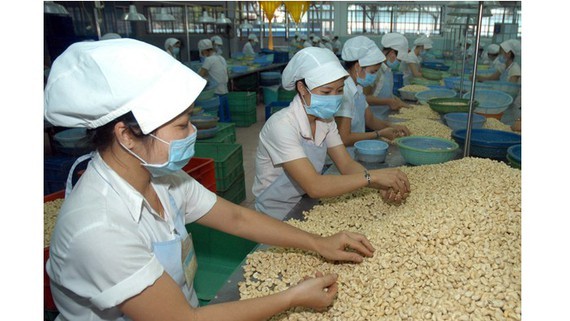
[153,8,176,22]
[198,11,216,23]
[122,5,147,21]
[44,1,70,15]
[216,13,231,24]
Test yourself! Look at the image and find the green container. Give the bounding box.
[216,173,246,204]
[231,110,257,127]
[186,222,257,305]
[422,68,443,80]
[194,143,244,191]
[277,87,297,102]
[262,85,279,105]
[196,122,236,144]
[427,98,479,114]
[228,91,257,113]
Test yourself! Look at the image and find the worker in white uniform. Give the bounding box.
[312,36,325,49]
[335,36,411,155]
[44,39,378,321]
[322,36,334,51]
[164,37,181,59]
[198,39,230,122]
[481,43,502,70]
[332,35,342,56]
[301,34,312,48]
[253,47,410,219]
[242,34,258,56]
[400,37,430,86]
[365,33,410,119]
[413,36,433,64]
[211,36,223,56]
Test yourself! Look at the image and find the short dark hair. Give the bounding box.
[382,47,398,57]
[343,60,358,71]
[91,111,149,151]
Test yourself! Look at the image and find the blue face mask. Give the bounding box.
[172,47,180,57]
[122,126,197,177]
[498,55,506,63]
[301,88,343,120]
[357,69,378,87]
[386,60,400,71]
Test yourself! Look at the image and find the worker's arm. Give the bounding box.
[198,68,208,78]
[120,271,338,321]
[334,116,381,147]
[408,63,423,78]
[476,70,500,82]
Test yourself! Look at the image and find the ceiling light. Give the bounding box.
[122,5,147,21]
[44,1,70,15]
[153,8,176,22]
[216,13,231,25]
[198,11,216,23]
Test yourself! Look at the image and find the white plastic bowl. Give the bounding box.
[354,140,389,163]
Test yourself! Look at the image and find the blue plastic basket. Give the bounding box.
[396,136,459,166]
[197,126,219,140]
[415,88,457,104]
[231,65,248,73]
[462,89,513,115]
[486,81,521,99]
[507,144,521,164]
[451,128,521,160]
[421,61,450,71]
[443,112,486,131]
[195,96,220,110]
[354,140,389,163]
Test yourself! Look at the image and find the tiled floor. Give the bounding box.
[235,101,267,211]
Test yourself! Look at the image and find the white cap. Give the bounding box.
[487,44,500,54]
[300,35,308,40]
[198,39,213,52]
[342,36,386,67]
[248,34,259,42]
[500,39,521,56]
[312,36,321,43]
[45,39,207,135]
[282,47,349,91]
[164,37,180,51]
[381,33,409,60]
[414,36,432,49]
[322,36,330,42]
[100,33,121,40]
[211,36,223,45]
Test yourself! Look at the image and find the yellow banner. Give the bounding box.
[285,1,310,24]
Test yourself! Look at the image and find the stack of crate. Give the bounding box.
[194,143,245,205]
[195,122,236,145]
[228,91,257,127]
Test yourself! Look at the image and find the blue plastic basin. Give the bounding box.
[444,112,486,131]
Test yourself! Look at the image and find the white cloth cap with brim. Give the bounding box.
[487,44,500,54]
[312,36,321,43]
[500,39,521,56]
[101,33,121,40]
[198,39,213,52]
[248,34,259,42]
[164,37,179,51]
[211,36,223,45]
[281,47,349,91]
[381,33,409,60]
[45,39,207,135]
[414,36,432,49]
[342,36,386,67]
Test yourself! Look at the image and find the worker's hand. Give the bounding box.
[287,272,338,311]
[314,231,375,263]
[392,124,411,136]
[511,119,521,132]
[369,168,411,203]
[377,126,408,141]
[388,99,405,111]
[395,97,411,109]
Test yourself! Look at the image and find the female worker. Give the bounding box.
[242,34,259,56]
[301,34,312,48]
[253,47,410,219]
[477,39,521,83]
[399,37,426,85]
[365,33,410,118]
[45,39,377,321]
[211,35,223,56]
[198,39,230,122]
[164,37,181,59]
[335,36,410,155]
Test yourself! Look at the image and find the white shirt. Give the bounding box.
[400,51,420,85]
[373,64,392,97]
[46,152,217,321]
[243,41,255,56]
[202,55,229,95]
[336,77,366,119]
[303,41,312,48]
[324,43,333,51]
[253,95,344,197]
[333,40,342,52]
[497,61,521,83]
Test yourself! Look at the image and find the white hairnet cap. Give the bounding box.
[45,39,207,135]
[248,34,259,42]
[100,33,121,40]
[211,36,223,45]
[381,33,409,60]
[164,38,180,51]
[342,36,386,67]
[198,39,213,52]
[282,47,348,91]
[312,36,321,42]
[500,39,521,56]
[487,44,500,54]
[414,36,432,49]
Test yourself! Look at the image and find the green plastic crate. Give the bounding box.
[216,173,246,204]
[196,122,236,144]
[228,91,257,113]
[277,87,297,102]
[230,110,257,127]
[194,143,244,191]
[186,222,257,305]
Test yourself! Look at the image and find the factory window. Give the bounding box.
[481,6,522,38]
[146,6,186,34]
[347,3,442,35]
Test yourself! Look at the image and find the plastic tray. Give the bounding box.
[462,89,513,115]
[415,88,457,104]
[195,96,220,109]
[451,128,521,160]
[182,157,216,193]
[443,112,486,131]
[507,144,521,164]
[191,115,219,130]
[196,122,236,144]
[427,98,478,114]
[228,91,257,113]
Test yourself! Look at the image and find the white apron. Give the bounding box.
[255,138,327,220]
[370,67,393,120]
[346,87,367,159]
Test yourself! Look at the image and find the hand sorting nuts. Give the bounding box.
[239,158,521,321]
